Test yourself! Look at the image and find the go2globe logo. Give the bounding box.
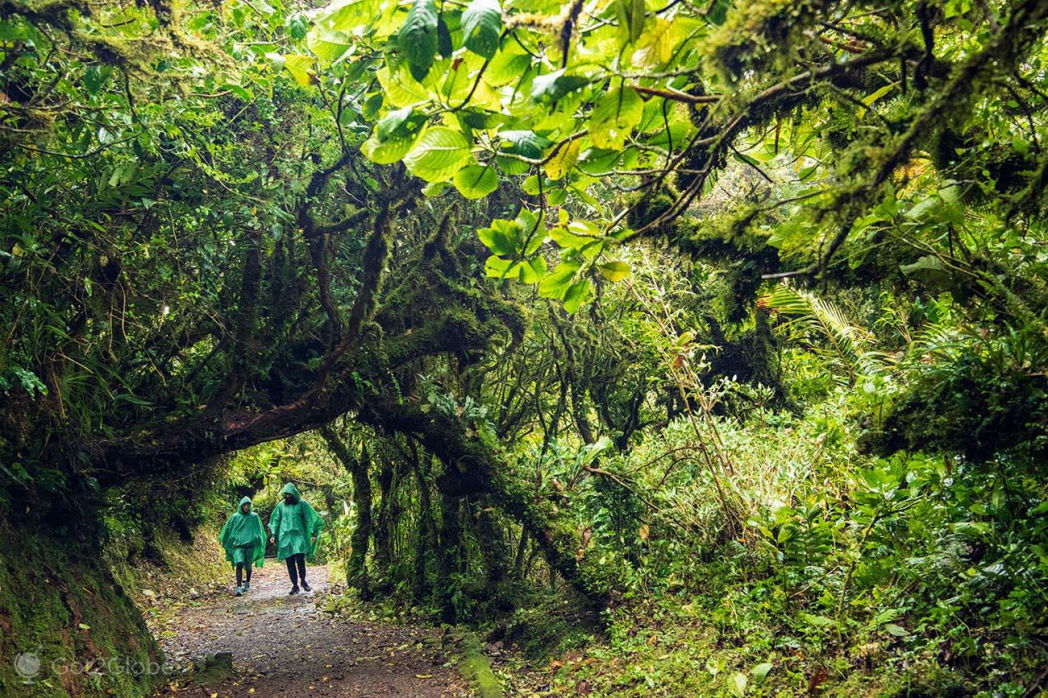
[14,651,41,682]
[12,651,173,683]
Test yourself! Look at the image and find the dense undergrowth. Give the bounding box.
[488,386,1048,696]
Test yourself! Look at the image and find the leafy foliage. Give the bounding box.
[2,1,1048,696]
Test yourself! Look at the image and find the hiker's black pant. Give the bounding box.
[285,553,307,585]
[235,563,253,587]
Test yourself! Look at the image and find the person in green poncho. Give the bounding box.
[268,482,325,595]
[219,496,266,596]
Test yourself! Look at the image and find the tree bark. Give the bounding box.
[319,426,372,597]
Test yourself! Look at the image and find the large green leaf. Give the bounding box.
[614,0,646,43]
[362,106,426,164]
[518,256,546,283]
[562,278,591,313]
[462,0,502,58]
[577,146,639,175]
[589,87,643,149]
[307,0,383,65]
[599,260,631,281]
[549,225,590,250]
[530,69,592,103]
[484,255,517,278]
[314,0,381,32]
[376,106,423,141]
[485,47,531,87]
[361,132,418,164]
[477,218,521,255]
[495,130,551,174]
[282,54,315,87]
[544,139,581,180]
[307,30,354,66]
[453,164,499,198]
[399,0,439,81]
[498,130,551,159]
[404,127,472,182]
[377,65,430,107]
[538,261,580,299]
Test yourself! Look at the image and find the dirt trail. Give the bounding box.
[153,564,470,697]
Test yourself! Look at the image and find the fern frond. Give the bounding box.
[761,285,887,383]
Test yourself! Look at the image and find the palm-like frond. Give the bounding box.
[910,322,969,362]
[761,285,888,383]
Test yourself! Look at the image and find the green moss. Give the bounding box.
[451,631,503,698]
[704,0,835,84]
[626,190,676,236]
[0,522,161,697]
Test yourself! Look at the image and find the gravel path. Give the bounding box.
[153,564,470,697]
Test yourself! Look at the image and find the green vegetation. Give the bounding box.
[453,631,504,698]
[2,0,1047,695]
[0,522,161,697]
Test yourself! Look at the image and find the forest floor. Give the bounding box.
[149,564,471,697]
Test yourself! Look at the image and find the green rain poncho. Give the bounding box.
[268,483,325,562]
[219,496,266,568]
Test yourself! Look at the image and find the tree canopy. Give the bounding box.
[2,0,1048,693]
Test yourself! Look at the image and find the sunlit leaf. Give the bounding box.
[403,127,473,182]
[462,0,502,59]
[589,87,643,150]
[599,261,631,282]
[453,164,499,198]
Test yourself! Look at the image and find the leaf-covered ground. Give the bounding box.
[151,565,469,697]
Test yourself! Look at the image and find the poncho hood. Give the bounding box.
[280,482,301,503]
[237,496,254,513]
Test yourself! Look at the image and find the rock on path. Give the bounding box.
[153,564,470,697]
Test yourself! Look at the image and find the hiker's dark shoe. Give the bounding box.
[243,581,250,592]
[235,586,243,596]
[301,580,311,592]
[289,585,300,595]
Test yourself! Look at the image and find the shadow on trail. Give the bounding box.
[154,564,469,697]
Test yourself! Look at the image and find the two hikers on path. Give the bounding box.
[219,482,325,596]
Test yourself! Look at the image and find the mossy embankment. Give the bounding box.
[0,521,160,697]
[0,511,226,697]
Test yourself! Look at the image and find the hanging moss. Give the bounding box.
[626,189,677,236]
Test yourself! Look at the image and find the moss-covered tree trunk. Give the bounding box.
[410,454,439,601]
[349,447,374,599]
[319,426,372,598]
[372,453,399,585]
[361,401,615,608]
[474,495,512,588]
[438,492,464,624]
